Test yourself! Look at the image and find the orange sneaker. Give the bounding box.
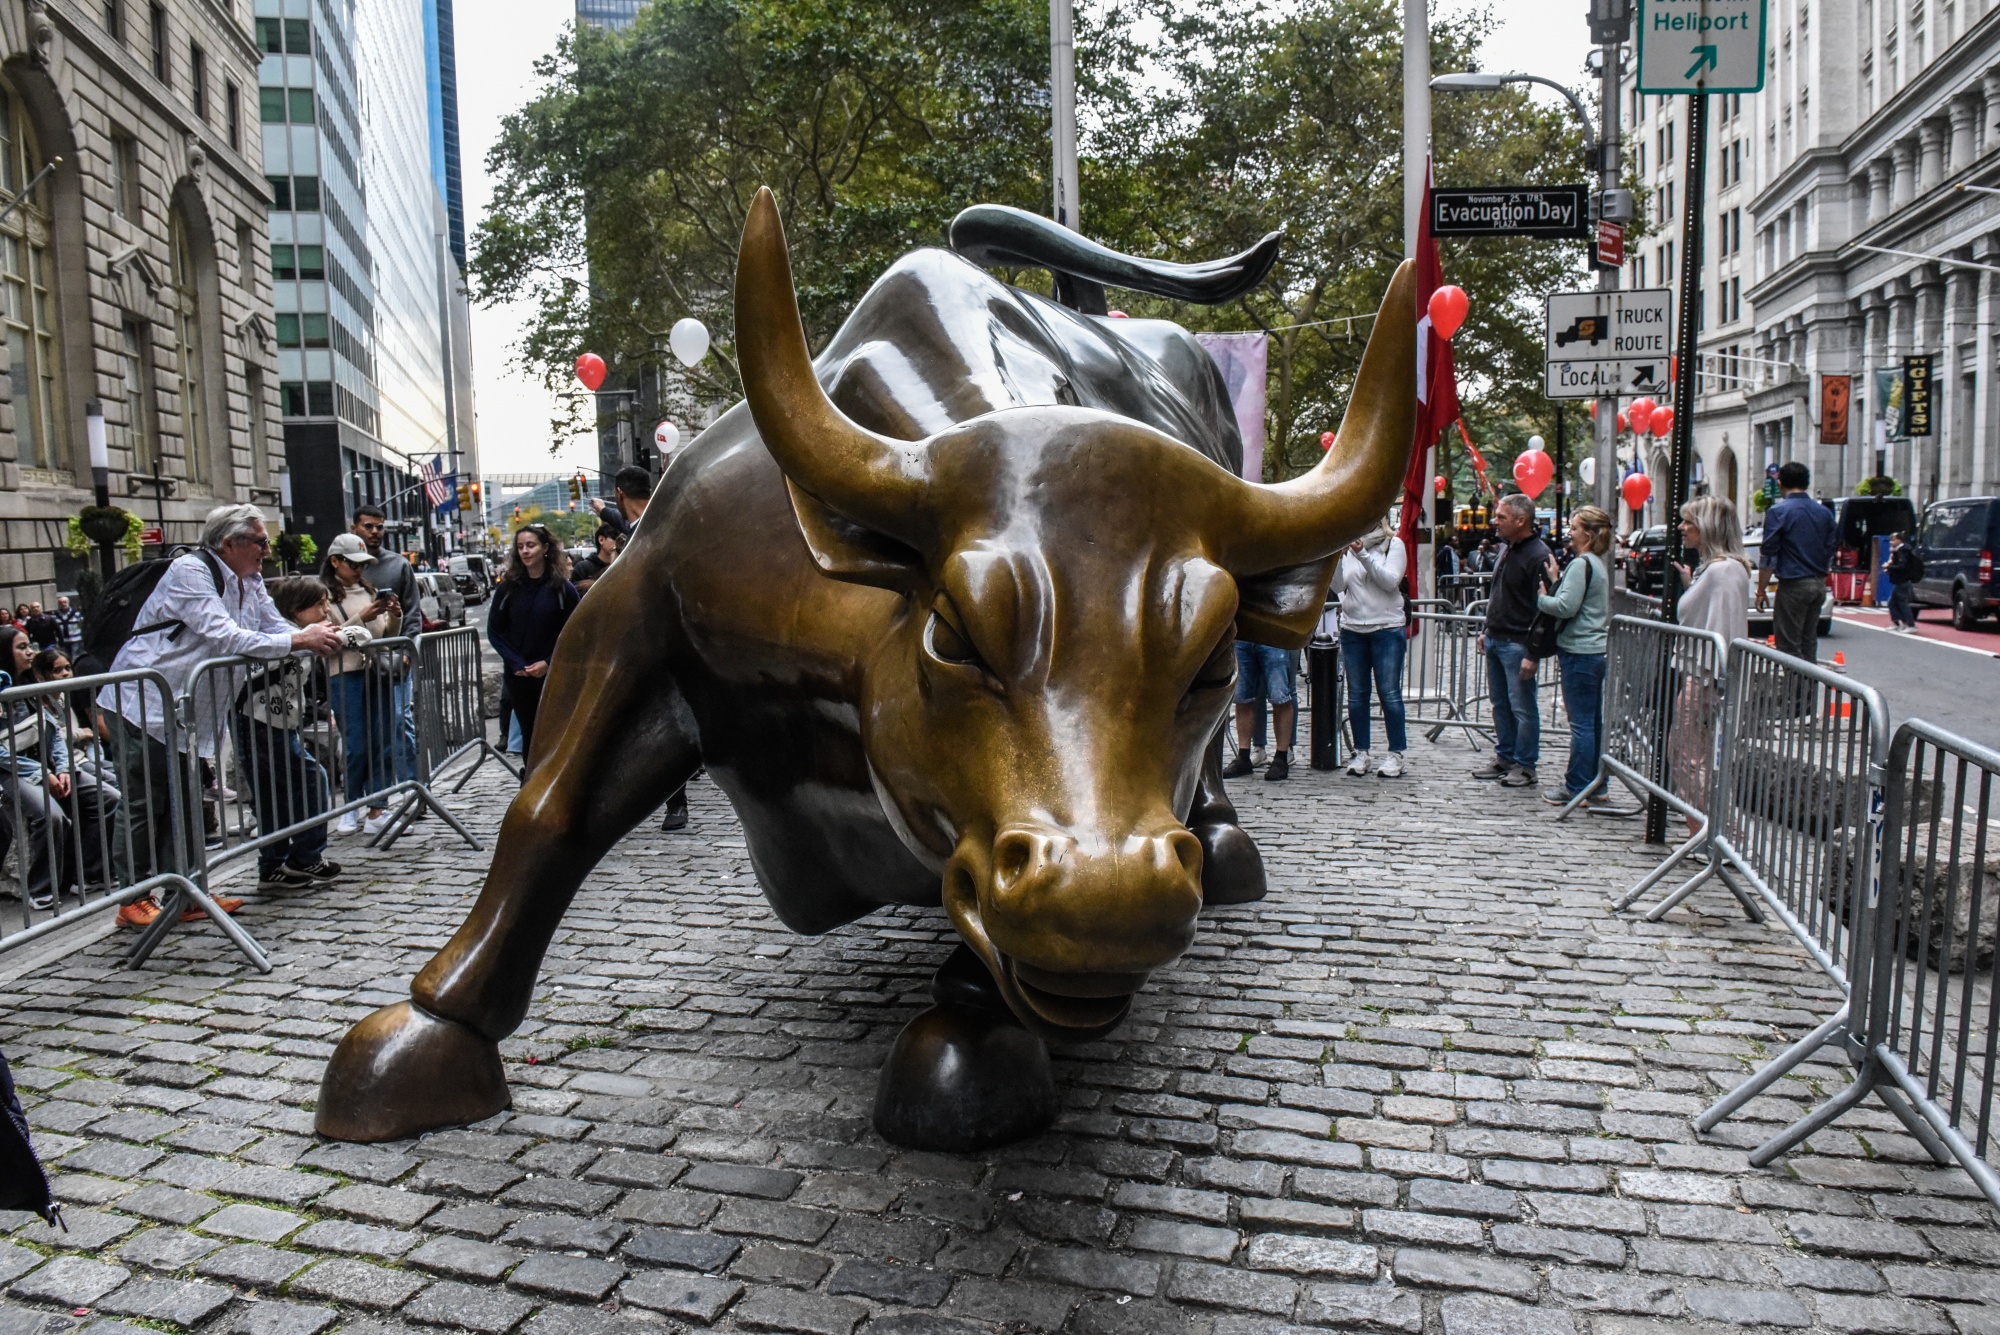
[116,899,160,928]
[181,897,244,922]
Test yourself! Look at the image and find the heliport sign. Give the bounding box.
[1637,0,1767,95]
[1431,187,1590,240]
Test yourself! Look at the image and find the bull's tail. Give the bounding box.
[948,204,1280,316]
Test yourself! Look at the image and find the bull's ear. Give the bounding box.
[785,479,925,592]
[1234,555,1338,649]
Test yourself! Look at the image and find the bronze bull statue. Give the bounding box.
[318,189,1416,1150]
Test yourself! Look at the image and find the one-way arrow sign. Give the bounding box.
[1638,0,1767,95]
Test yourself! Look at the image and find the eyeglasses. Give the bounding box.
[233,534,272,550]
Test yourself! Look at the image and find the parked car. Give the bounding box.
[1741,531,1834,639]
[415,571,467,630]
[449,554,493,604]
[1623,525,1669,595]
[1912,495,2000,629]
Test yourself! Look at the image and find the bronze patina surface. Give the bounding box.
[317,189,1416,1148]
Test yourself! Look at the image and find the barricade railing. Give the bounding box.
[0,668,269,972]
[1437,573,1492,611]
[1611,587,1664,621]
[182,635,481,893]
[1402,610,1569,750]
[414,625,517,794]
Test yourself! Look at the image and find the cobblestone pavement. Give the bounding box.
[2,734,1997,1335]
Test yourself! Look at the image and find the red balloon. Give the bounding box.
[1108,309,1129,318]
[1650,406,1675,437]
[1434,475,1448,495]
[1628,396,1657,420]
[1512,448,1554,499]
[575,352,607,392]
[1627,403,1653,435]
[1428,285,1469,340]
[1615,412,1629,433]
[1621,473,1653,511]
[1588,401,1600,420]
[1320,431,1336,452]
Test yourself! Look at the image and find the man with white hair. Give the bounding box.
[99,504,341,927]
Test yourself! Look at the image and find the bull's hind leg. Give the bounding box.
[317,575,701,1142]
[874,944,1058,1151]
[1189,725,1267,905]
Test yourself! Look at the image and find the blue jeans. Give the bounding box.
[1485,638,1540,768]
[1557,651,1606,797]
[231,717,329,872]
[1341,626,1407,752]
[1889,581,1915,627]
[1233,643,1298,705]
[331,673,398,804]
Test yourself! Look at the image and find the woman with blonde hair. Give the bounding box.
[1328,515,1409,778]
[1537,505,1615,805]
[1667,493,1751,829]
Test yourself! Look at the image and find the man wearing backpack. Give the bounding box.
[95,504,341,926]
[1886,529,1923,633]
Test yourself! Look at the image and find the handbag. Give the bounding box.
[1525,556,1593,659]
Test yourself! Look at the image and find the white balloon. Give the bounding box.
[655,420,680,453]
[1578,457,1597,487]
[669,318,710,368]
[1526,435,1545,453]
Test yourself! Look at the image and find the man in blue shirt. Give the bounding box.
[1756,461,1837,664]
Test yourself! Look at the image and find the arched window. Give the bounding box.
[0,85,62,476]
[170,205,209,487]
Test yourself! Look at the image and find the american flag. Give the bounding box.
[421,456,454,511]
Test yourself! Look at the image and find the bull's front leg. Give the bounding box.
[1188,724,1267,905]
[316,571,702,1142]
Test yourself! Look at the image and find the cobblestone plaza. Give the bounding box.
[1,740,1993,1335]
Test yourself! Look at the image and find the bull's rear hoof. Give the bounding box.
[316,1001,510,1142]
[873,1004,1056,1152]
[1194,819,1267,905]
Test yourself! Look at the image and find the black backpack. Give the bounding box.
[1904,549,1926,584]
[76,548,225,677]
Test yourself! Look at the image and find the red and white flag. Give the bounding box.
[1397,158,1462,590]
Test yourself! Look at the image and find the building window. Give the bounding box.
[121,321,156,475]
[110,133,137,221]
[235,220,254,290]
[259,87,285,123]
[191,44,208,120]
[247,365,267,483]
[170,206,209,487]
[287,89,314,124]
[266,175,290,210]
[0,87,63,476]
[255,17,281,53]
[149,4,167,83]
[225,81,239,151]
[103,0,122,40]
[285,19,310,54]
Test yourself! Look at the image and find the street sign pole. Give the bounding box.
[1592,1,1632,517]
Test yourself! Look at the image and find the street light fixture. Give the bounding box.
[1430,72,1600,164]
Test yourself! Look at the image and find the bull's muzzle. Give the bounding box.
[945,823,1204,1040]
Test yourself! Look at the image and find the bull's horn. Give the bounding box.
[1225,261,1419,573]
[735,187,930,544]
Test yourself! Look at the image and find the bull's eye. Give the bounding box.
[925,607,983,669]
[1190,635,1235,693]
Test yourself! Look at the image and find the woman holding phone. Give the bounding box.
[321,533,402,835]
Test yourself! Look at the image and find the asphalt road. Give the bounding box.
[1825,611,2000,753]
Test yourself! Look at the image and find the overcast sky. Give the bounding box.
[456,3,1595,477]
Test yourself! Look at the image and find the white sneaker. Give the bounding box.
[362,809,393,836]
[1344,750,1371,776]
[336,810,361,835]
[1252,747,1270,767]
[1376,752,1405,779]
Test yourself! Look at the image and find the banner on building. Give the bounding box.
[1902,354,1934,438]
[1818,374,1850,445]
[1873,367,1907,442]
[1195,332,1268,482]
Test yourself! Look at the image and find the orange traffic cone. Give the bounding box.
[1766,635,1776,647]
[1833,651,1847,673]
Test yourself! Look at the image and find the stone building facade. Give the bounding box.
[1621,0,2000,520]
[0,0,281,605]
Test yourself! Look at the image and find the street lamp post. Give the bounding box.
[85,402,114,581]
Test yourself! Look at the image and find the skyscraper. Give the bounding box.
[576,0,646,31]
[261,0,478,556]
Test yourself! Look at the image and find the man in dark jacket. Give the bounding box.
[1473,494,1552,788]
[351,505,424,794]
[1756,462,1836,663]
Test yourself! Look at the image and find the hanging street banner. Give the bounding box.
[1902,354,1935,437]
[1431,187,1591,239]
[1542,287,1674,399]
[1819,374,1851,445]
[1636,0,1768,95]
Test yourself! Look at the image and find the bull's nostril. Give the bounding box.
[993,832,1036,894]
[1166,831,1203,878]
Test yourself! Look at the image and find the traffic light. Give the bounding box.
[568,474,582,502]
[469,481,481,504]
[512,504,521,519]
[456,483,470,510]
[568,500,576,512]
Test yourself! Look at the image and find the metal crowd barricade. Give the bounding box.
[0,668,269,972]
[183,634,480,894]
[1611,587,1665,621]
[1690,643,1926,1145]
[1575,617,1763,918]
[1437,573,1493,611]
[414,625,516,794]
[1401,610,1569,750]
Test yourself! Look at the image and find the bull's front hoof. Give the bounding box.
[1193,818,1267,905]
[316,1001,510,1142]
[872,1004,1057,1152]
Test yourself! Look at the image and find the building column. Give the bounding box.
[1978,237,2000,497]
[1919,121,1947,193]
[1892,139,1918,208]
[1868,157,1892,225]
[1944,264,1971,498]
[1951,96,1978,175]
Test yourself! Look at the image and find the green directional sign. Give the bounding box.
[1637,0,1767,95]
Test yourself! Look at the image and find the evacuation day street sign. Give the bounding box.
[1636,0,1768,96]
